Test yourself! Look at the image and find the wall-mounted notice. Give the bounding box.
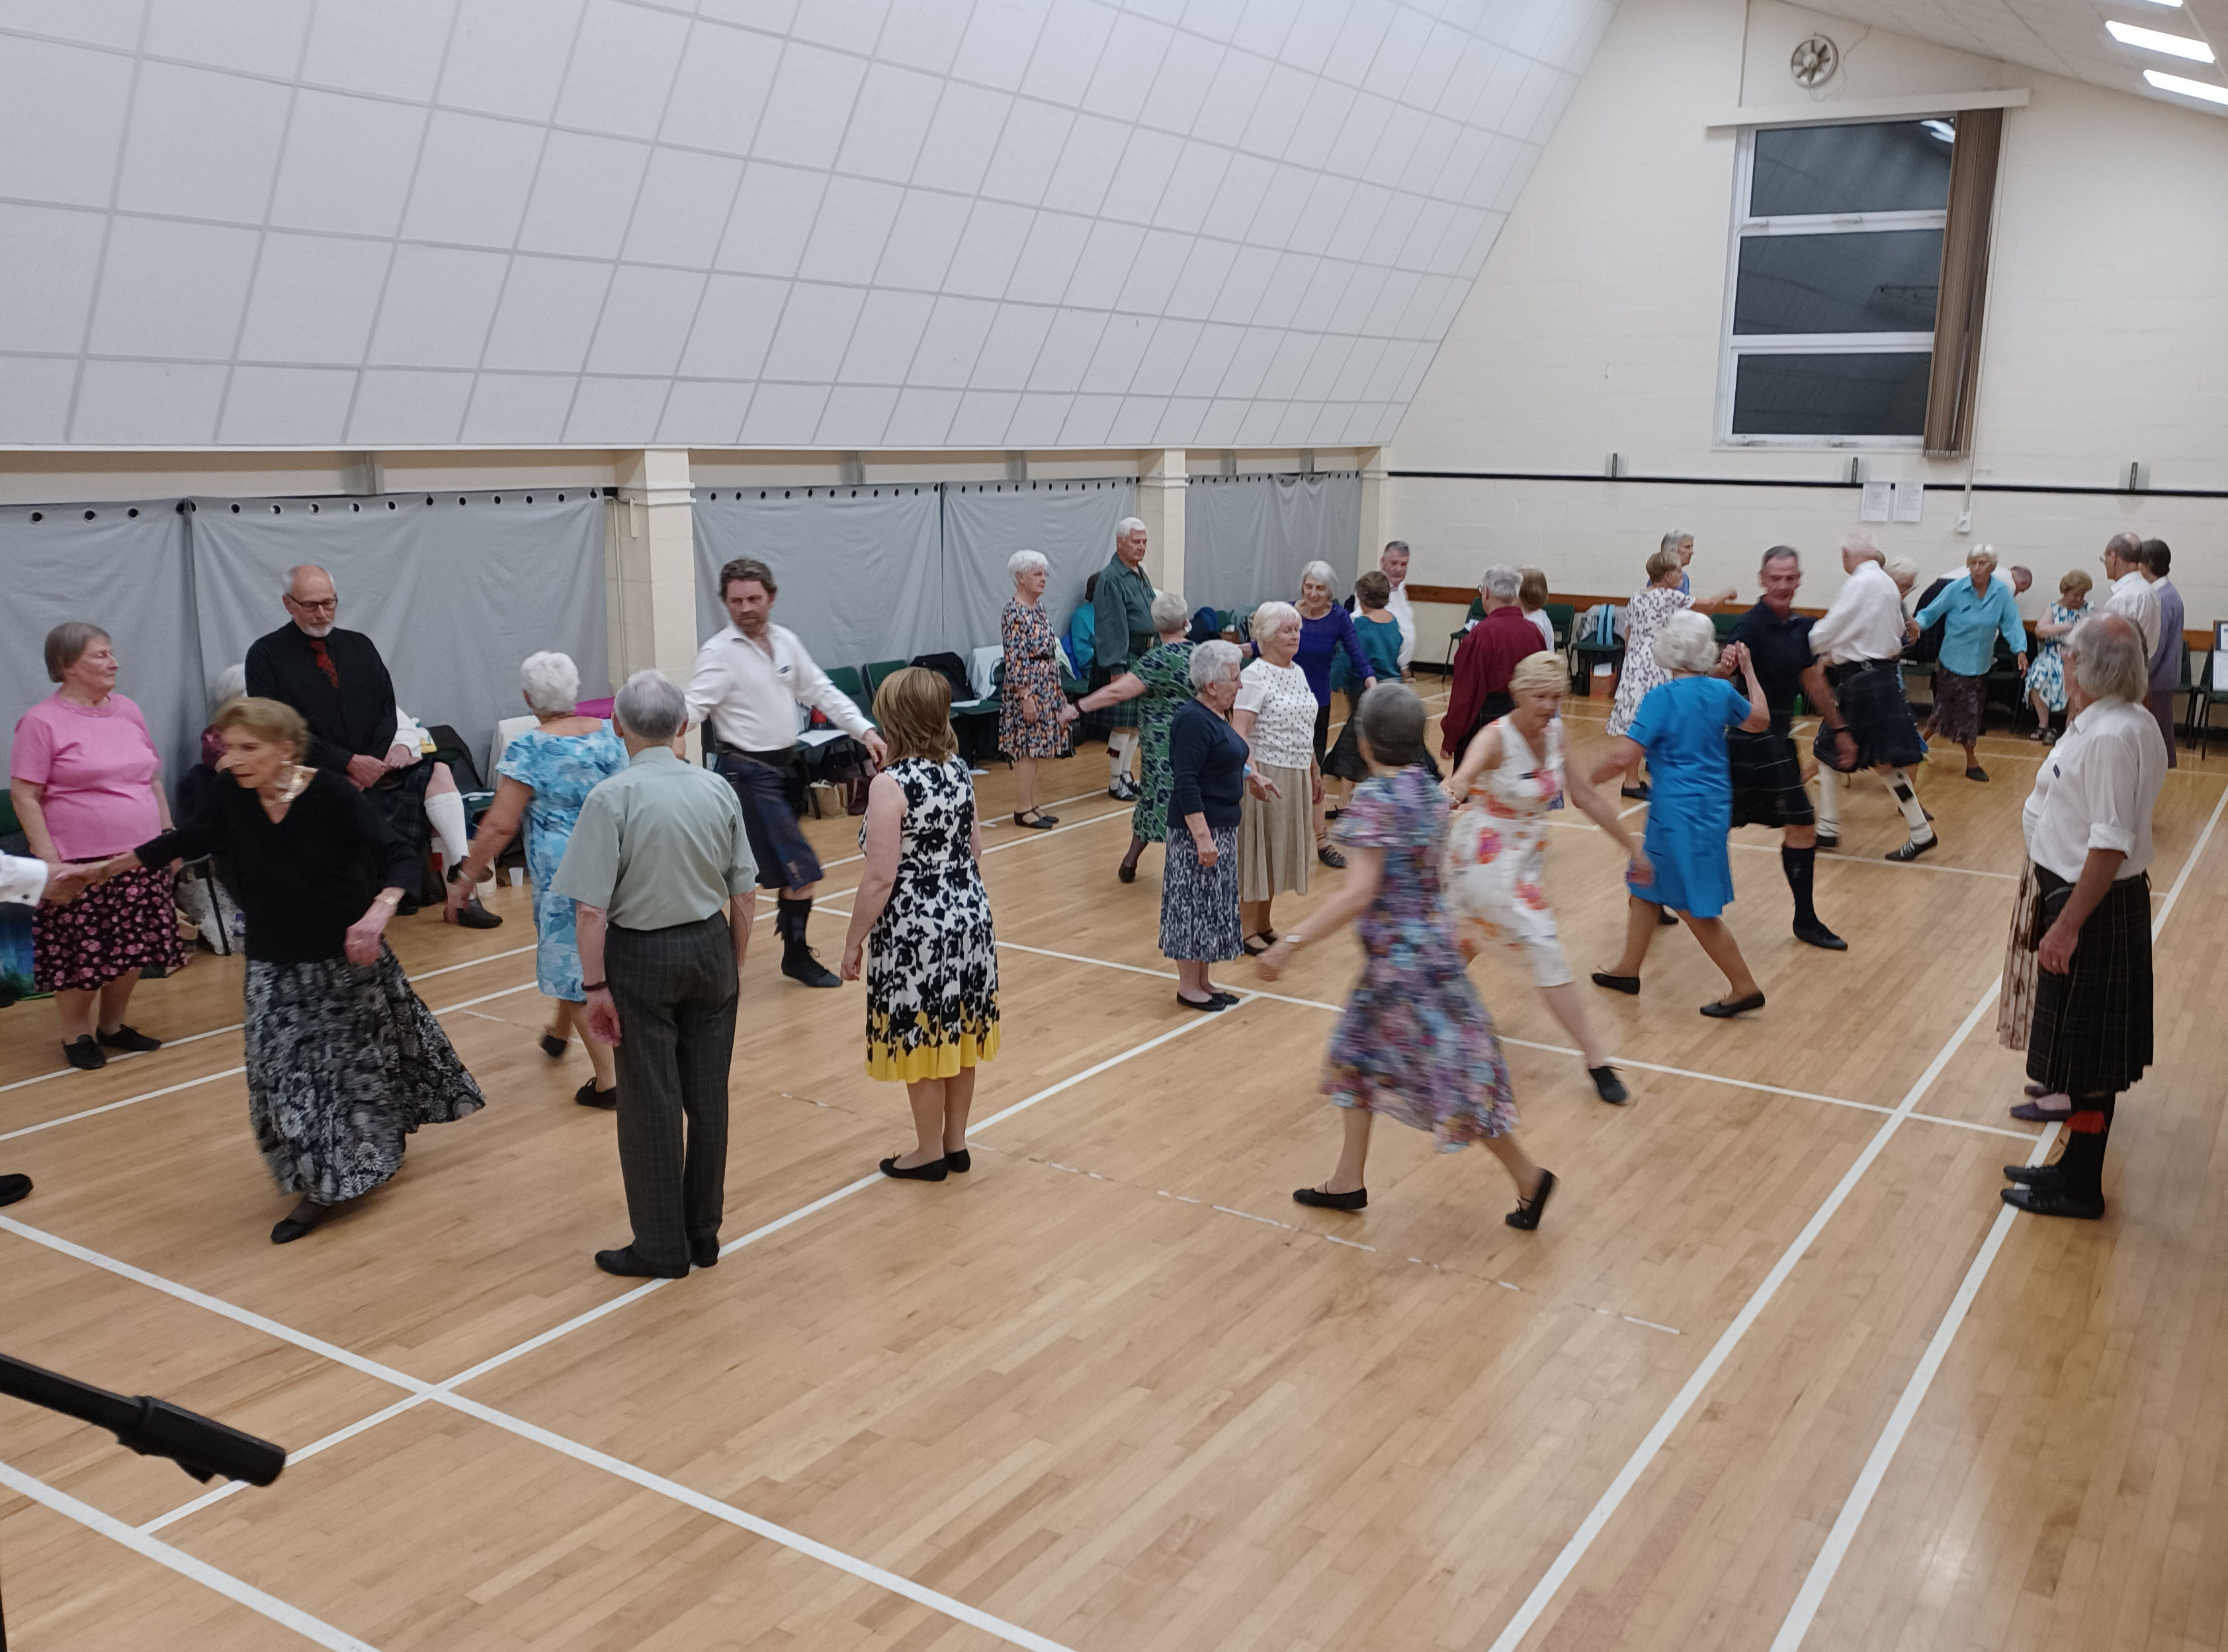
[1860,480,1891,523]
[1891,480,1924,523]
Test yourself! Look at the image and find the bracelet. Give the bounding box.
[581,980,607,993]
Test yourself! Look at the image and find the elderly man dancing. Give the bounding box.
[1092,516,1158,801]
[1807,534,1938,862]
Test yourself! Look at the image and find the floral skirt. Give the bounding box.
[1160,826,1242,963]
[32,864,184,993]
[244,947,484,1203]
[1930,667,1987,745]
[1325,940,1517,1149]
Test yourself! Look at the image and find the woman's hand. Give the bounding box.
[1193,832,1219,868]
[1246,771,1281,801]
[2038,915,2078,975]
[344,900,394,965]
[1627,849,1654,887]
[1311,770,1324,806]
[839,939,865,982]
[1256,937,1293,980]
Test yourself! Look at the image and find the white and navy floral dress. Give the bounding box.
[862,756,1000,1082]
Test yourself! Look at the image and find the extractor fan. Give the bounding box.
[1790,33,1839,87]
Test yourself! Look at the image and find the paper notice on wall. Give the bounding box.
[1891,481,1924,523]
[1860,480,1891,523]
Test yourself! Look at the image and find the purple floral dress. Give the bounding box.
[1323,764,1517,1148]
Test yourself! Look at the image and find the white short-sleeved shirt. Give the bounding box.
[1234,659,1318,770]
[2020,696,2166,883]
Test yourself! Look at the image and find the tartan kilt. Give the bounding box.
[1086,663,1140,730]
[2026,869,2153,1096]
[1726,725,1813,829]
[1815,662,1926,771]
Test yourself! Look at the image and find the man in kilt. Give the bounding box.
[1805,535,1940,863]
[1996,613,2164,1220]
[1721,546,1852,949]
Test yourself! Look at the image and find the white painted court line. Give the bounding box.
[1767,773,2228,1651]
[0,1459,380,1649]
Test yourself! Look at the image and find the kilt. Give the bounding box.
[1815,661,1926,771]
[1930,667,1986,744]
[1726,725,1813,829]
[1087,663,1141,730]
[2026,867,2152,1096]
[715,748,822,892]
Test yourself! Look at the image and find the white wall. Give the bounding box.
[1383,0,2228,637]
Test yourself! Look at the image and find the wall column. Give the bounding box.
[1135,448,1186,597]
[607,447,699,688]
[1355,447,1386,581]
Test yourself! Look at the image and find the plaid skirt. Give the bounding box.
[1930,667,1987,744]
[1087,664,1141,730]
[31,863,185,992]
[2025,867,2153,1096]
[1727,726,1813,829]
[717,750,822,892]
[1815,662,1926,771]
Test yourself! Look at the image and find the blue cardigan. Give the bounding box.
[1914,576,2027,677]
[1295,607,1376,706]
[1166,697,1249,832]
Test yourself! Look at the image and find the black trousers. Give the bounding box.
[606,913,738,1268]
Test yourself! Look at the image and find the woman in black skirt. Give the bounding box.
[1995,614,2166,1220]
[96,697,483,1243]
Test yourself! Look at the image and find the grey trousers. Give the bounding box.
[606,913,738,1269]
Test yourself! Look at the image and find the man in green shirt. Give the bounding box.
[1091,515,1156,801]
[557,669,757,1280]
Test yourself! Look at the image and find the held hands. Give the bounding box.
[583,988,622,1047]
[41,861,101,906]
[2038,916,2078,975]
[344,754,387,789]
[1058,702,1080,726]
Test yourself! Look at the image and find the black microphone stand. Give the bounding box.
[0,1353,286,1649]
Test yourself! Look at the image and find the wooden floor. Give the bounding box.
[3,693,2225,1652]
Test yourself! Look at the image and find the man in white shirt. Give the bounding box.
[1807,533,1938,862]
[1379,541,1416,676]
[0,851,95,1207]
[2100,532,2160,662]
[687,556,886,988]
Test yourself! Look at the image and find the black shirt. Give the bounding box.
[244,623,400,773]
[1729,601,1817,730]
[136,769,415,963]
[1167,697,1250,831]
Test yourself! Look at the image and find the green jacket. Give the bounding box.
[1092,554,1156,674]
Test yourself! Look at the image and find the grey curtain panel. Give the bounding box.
[692,486,945,672]
[191,490,608,779]
[1183,473,1365,617]
[0,500,203,788]
[941,479,1137,654]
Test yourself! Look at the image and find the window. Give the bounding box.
[1719,118,1957,446]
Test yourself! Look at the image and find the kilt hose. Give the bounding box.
[606,912,739,1271]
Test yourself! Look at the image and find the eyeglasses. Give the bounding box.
[288,597,337,612]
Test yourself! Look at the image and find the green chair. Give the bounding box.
[1544,602,1574,650]
[1711,611,1742,643]
[826,664,871,717]
[2176,640,2213,759]
[1443,595,1486,671]
[862,659,908,701]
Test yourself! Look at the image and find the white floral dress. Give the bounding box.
[1443,715,1572,988]
[1607,585,1693,738]
[862,756,1000,1082]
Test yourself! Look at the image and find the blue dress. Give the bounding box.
[1624,675,1750,919]
[497,724,629,1000]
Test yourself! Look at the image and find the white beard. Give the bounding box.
[296,619,335,638]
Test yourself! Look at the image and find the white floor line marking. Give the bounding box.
[1768,773,2228,1650]
[0,1066,247,1145]
[0,1459,381,1650]
[1484,977,2004,1652]
[140,1393,428,1534]
[402,941,538,980]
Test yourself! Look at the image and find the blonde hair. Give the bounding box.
[1645,546,1684,583]
[872,666,957,763]
[212,695,307,757]
[2059,568,2092,600]
[1508,653,1565,697]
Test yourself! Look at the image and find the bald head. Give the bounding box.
[2102,532,2144,580]
[1840,531,1883,576]
[283,564,338,637]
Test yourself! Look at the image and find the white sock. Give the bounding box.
[1884,769,1932,839]
[426,790,470,868]
[1109,730,1138,778]
[1815,767,1843,836]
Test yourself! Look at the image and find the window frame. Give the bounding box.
[1715,118,1953,450]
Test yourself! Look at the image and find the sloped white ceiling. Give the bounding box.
[0,0,1618,451]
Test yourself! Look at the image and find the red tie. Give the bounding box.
[310,639,339,689]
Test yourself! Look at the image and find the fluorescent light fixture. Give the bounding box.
[2145,67,2228,101]
[2135,0,2182,7]
[2106,19,2215,60]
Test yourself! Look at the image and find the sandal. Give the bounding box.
[1241,932,1276,957]
[1013,810,1058,830]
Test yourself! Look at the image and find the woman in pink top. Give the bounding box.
[9,623,181,1070]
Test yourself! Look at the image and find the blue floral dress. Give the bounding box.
[1324,764,1517,1148]
[497,724,629,1000]
[2024,602,2084,713]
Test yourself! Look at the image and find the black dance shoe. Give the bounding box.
[1590,971,1641,996]
[539,1031,568,1059]
[62,1035,107,1071]
[1885,834,1938,863]
[880,1154,949,1182]
[0,1173,32,1208]
[689,1234,720,1268]
[575,1078,618,1109]
[1793,920,1847,951]
[97,1023,162,1051]
[2000,1185,2104,1220]
[1292,1185,1367,1211]
[595,1246,689,1278]
[945,1149,971,1174]
[1505,1170,1557,1231]
[1699,992,1766,1018]
[1588,1066,1629,1105]
[781,944,841,988]
[2002,1162,2063,1188]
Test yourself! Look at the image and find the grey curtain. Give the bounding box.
[692,486,945,672]
[941,479,1136,651]
[0,500,204,789]
[1183,472,1365,617]
[190,490,608,781]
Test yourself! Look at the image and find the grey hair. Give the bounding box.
[1188,639,1243,691]
[1760,544,1800,572]
[2065,613,2149,705]
[1660,529,1693,555]
[1299,559,1338,591]
[1252,599,1301,638]
[1652,609,1721,675]
[1355,681,1427,767]
[1115,516,1146,539]
[210,662,247,713]
[1842,531,1883,564]
[613,668,687,742]
[1150,589,1191,634]
[1006,548,1049,580]
[1882,556,1920,591]
[1965,544,1998,570]
[1478,564,1521,601]
[2105,530,2144,562]
[1381,539,1410,558]
[520,650,581,715]
[282,563,331,598]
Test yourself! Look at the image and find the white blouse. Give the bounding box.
[2020,697,2165,883]
[1234,659,1318,769]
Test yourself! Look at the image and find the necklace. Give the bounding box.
[264,763,310,806]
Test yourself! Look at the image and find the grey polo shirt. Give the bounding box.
[552,746,756,932]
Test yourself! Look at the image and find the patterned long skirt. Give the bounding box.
[244,947,484,1203]
[32,863,184,992]
[1160,826,1242,963]
[1930,666,1987,744]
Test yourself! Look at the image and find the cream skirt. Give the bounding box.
[1239,760,1314,904]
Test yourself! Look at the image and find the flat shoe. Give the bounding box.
[1590,971,1641,995]
[1175,992,1229,1012]
[1814,832,1839,849]
[1013,811,1057,830]
[595,1246,689,1278]
[1588,1065,1629,1105]
[96,1023,162,1052]
[1241,932,1275,957]
[1117,862,1138,883]
[1506,1168,1557,1231]
[1700,992,1766,1018]
[2010,1098,2072,1122]
[1620,783,1650,800]
[61,1035,107,1071]
[449,894,503,928]
[1965,765,1989,783]
[1317,842,1347,869]
[575,1078,618,1109]
[945,1149,971,1174]
[1793,921,1847,951]
[0,1173,32,1208]
[1885,835,1938,863]
[539,1031,568,1059]
[2000,1185,2104,1220]
[1292,1185,1367,1211]
[1656,907,1679,925]
[2003,1162,2062,1188]
[689,1235,719,1268]
[880,1154,949,1182]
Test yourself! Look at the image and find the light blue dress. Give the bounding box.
[1624,675,1751,919]
[497,724,628,1000]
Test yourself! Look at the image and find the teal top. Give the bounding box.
[552,747,756,932]
[1916,575,2028,677]
[1334,612,1406,693]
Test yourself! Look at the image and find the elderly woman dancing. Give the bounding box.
[998,549,1078,830]
[1076,590,1194,883]
[445,652,628,1107]
[1994,615,2166,1219]
[1234,601,1322,954]
[1608,544,1735,799]
[1914,546,2028,781]
[1444,652,1645,1104]
[1158,642,1265,1010]
[1260,685,1556,1229]
[1588,611,1772,1018]
[99,697,482,1243]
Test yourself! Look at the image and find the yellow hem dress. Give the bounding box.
[862,755,1001,1082]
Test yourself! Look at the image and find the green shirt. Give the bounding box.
[552,747,756,932]
[1092,554,1156,673]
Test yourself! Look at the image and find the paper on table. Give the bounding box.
[799,729,847,747]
